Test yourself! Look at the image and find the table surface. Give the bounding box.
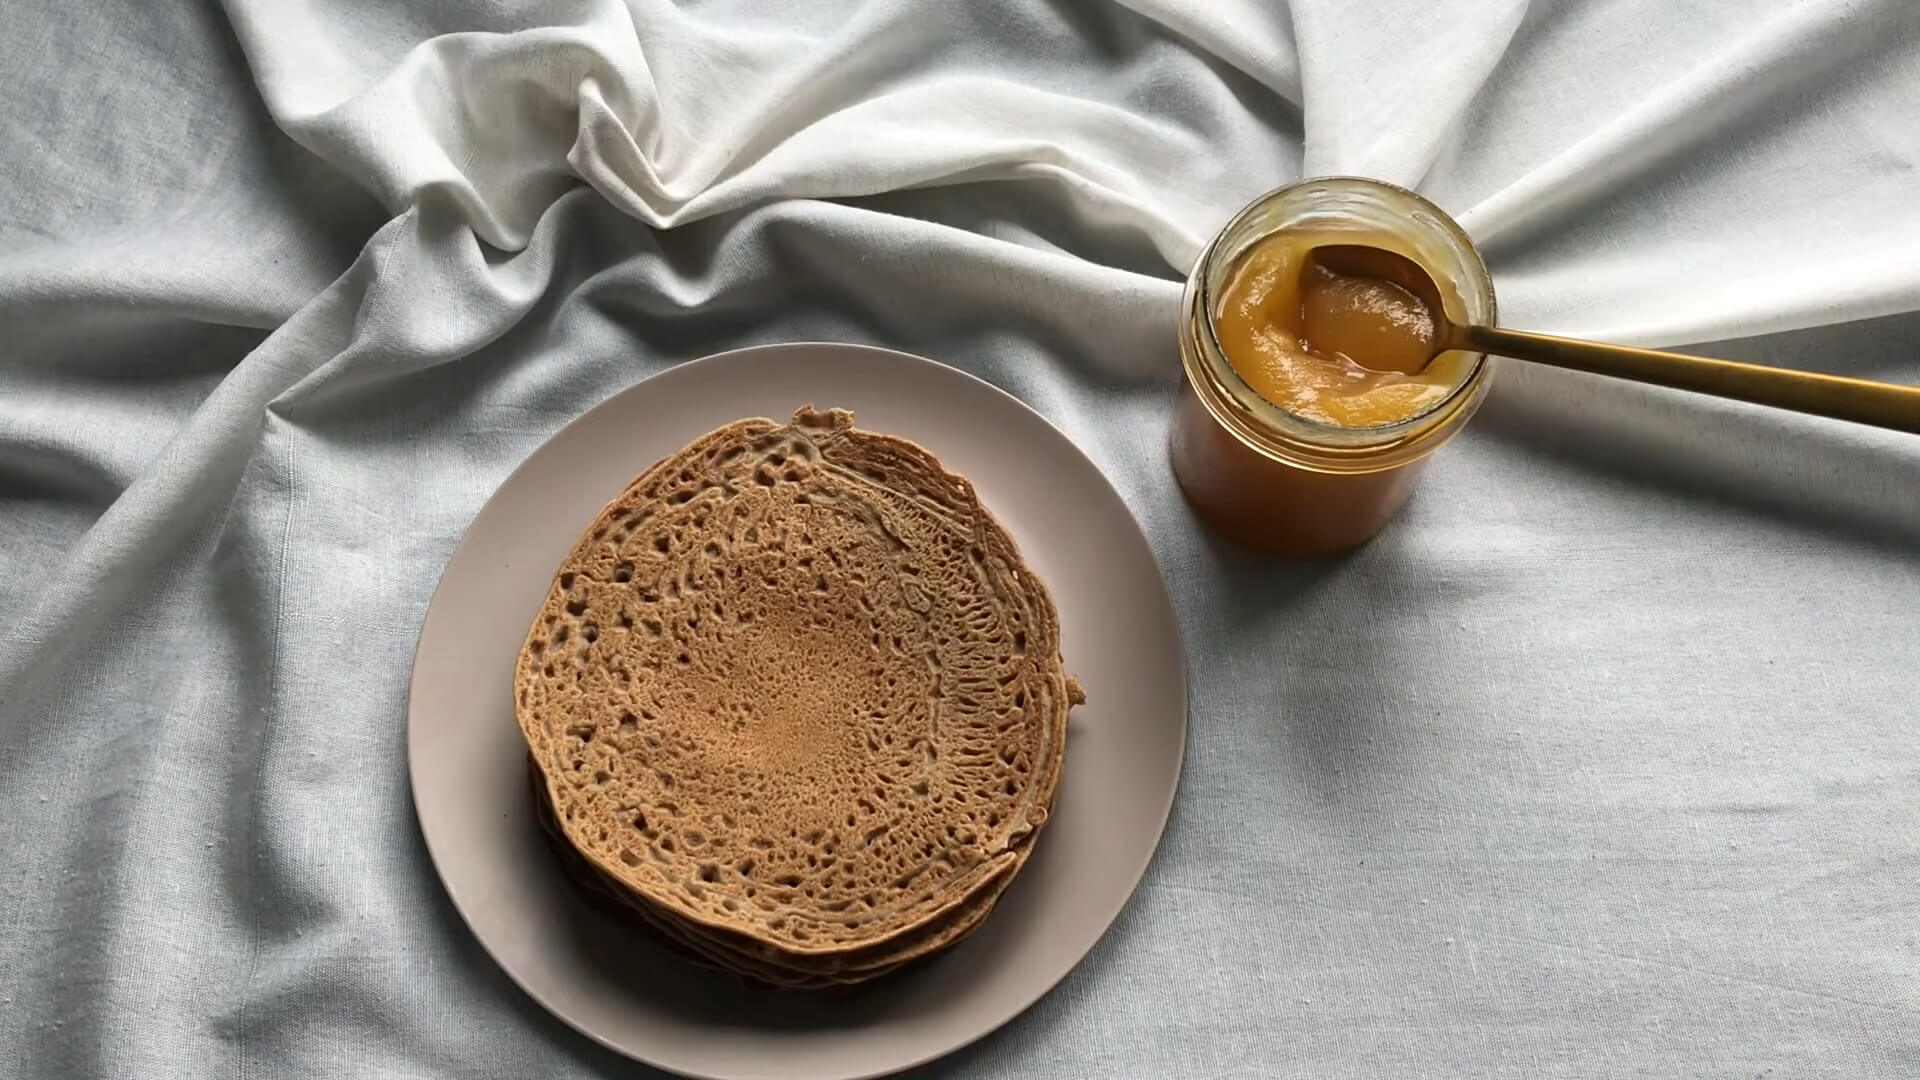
[1,2,1916,1078]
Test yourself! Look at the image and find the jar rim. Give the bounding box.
[1190,175,1497,467]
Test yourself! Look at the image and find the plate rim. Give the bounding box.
[406,341,1188,1079]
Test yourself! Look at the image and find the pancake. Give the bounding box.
[528,758,1025,989]
[515,406,1079,980]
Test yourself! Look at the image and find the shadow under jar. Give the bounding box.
[1171,177,1497,557]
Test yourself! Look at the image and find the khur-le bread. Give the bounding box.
[514,406,1080,985]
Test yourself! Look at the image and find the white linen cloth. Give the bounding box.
[2,1,1917,1076]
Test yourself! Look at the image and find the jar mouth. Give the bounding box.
[1194,176,1497,456]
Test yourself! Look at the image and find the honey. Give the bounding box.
[1215,228,1471,427]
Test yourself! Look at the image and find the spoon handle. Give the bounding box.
[1459,324,1920,435]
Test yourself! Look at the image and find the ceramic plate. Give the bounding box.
[408,343,1186,1079]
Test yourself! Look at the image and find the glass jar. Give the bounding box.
[1170,177,1497,556]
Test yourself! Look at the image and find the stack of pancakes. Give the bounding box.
[514,407,1080,988]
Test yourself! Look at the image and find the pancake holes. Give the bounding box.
[560,573,576,589]
[594,770,611,786]
[633,811,647,832]
[999,745,1017,765]
[670,490,694,504]
[552,625,570,645]
[1015,690,1027,708]
[619,849,639,867]
[581,624,598,643]
[754,467,777,487]
[642,618,663,636]
[675,652,691,667]
[912,780,930,798]
[698,863,719,883]
[1013,630,1027,652]
[1004,779,1018,796]
[814,576,829,594]
[987,812,1001,828]
[703,542,721,558]
[774,873,802,888]
[618,612,634,630]
[737,858,755,877]
[613,562,633,583]
[543,664,555,678]
[722,898,739,912]
[686,830,704,847]
[804,829,824,845]
[653,534,670,554]
[528,639,545,656]
[567,724,594,743]
[565,597,587,616]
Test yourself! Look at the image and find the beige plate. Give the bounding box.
[408,343,1187,1080]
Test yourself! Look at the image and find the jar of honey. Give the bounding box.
[1170,177,1497,556]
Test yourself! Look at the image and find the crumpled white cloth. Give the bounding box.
[2,1,1917,1077]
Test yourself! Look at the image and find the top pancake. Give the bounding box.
[514,406,1075,958]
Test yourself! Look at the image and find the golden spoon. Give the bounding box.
[1306,244,1920,435]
